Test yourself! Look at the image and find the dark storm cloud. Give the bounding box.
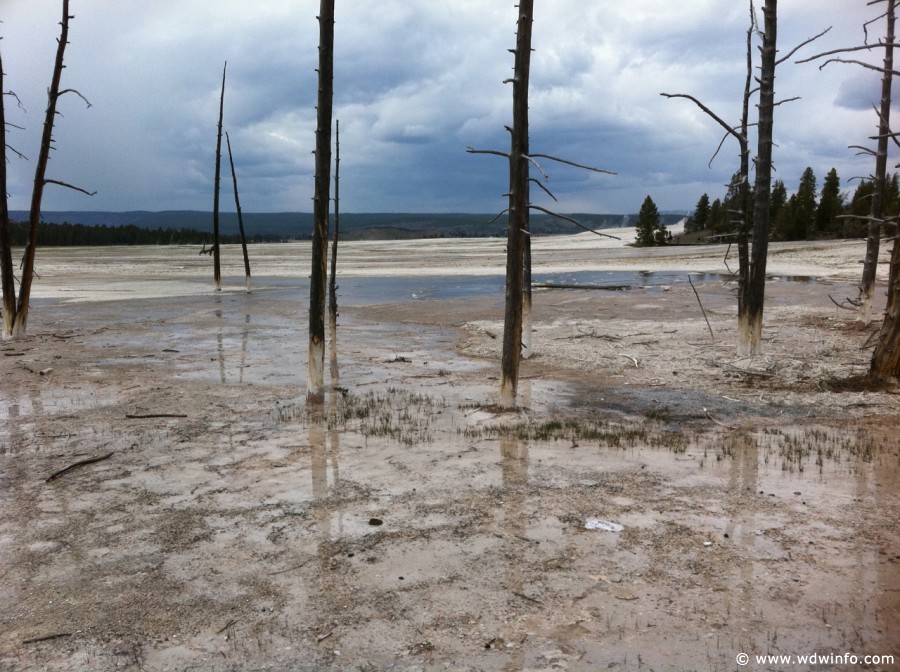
[0,0,881,214]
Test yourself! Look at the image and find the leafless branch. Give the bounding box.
[56,87,91,108]
[776,26,831,65]
[830,294,861,309]
[527,204,621,239]
[660,92,743,143]
[528,153,617,175]
[813,57,900,75]
[5,144,27,160]
[797,41,898,64]
[524,154,549,180]
[46,451,114,482]
[688,275,715,341]
[773,96,801,107]
[466,146,509,159]
[488,209,509,224]
[530,177,558,202]
[3,90,25,111]
[849,144,877,156]
[44,178,96,196]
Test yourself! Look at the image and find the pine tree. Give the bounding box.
[850,179,874,217]
[772,194,797,241]
[635,195,662,246]
[708,198,726,234]
[771,179,787,222]
[690,193,711,233]
[793,167,818,239]
[885,172,900,217]
[815,168,843,236]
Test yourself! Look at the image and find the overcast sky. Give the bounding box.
[1,1,880,215]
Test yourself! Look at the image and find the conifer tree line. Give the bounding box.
[683,168,899,241]
[2,220,261,247]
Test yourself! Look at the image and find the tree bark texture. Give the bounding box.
[521,222,533,360]
[329,119,340,384]
[212,62,226,292]
[736,11,753,330]
[225,131,251,293]
[859,0,895,327]
[308,0,334,404]
[499,0,533,409]
[13,0,70,338]
[0,51,16,338]
[871,238,900,378]
[740,0,777,356]
[871,0,900,380]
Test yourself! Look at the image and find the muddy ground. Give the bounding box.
[1,237,899,671]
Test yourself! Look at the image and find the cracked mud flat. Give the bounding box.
[1,235,899,671]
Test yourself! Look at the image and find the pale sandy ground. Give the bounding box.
[1,233,898,671]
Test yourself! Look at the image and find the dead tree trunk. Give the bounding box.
[0,51,16,339]
[499,0,534,409]
[662,4,755,350]
[14,0,72,338]
[212,61,226,292]
[860,1,895,326]
[328,118,340,385]
[871,237,900,378]
[521,211,532,360]
[740,0,778,356]
[871,0,900,378]
[736,10,755,325]
[225,131,251,293]
[308,0,335,404]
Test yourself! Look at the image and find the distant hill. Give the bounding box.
[9,210,687,240]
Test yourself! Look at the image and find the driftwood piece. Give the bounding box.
[22,632,72,645]
[46,451,114,483]
[125,413,188,419]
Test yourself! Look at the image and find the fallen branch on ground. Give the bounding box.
[46,452,114,483]
[268,558,313,575]
[125,413,188,419]
[619,354,639,368]
[22,633,73,645]
[704,409,737,430]
[688,275,715,341]
[829,294,859,310]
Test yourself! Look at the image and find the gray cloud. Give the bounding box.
[0,0,882,215]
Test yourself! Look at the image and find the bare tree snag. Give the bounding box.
[226,131,252,293]
[14,0,86,338]
[871,231,900,378]
[801,2,895,326]
[742,0,778,356]
[328,118,340,385]
[212,61,226,292]
[522,202,533,360]
[308,0,335,405]
[863,2,895,326]
[499,0,534,409]
[662,3,755,354]
[1,49,15,339]
[870,0,900,379]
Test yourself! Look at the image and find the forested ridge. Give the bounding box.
[6,211,687,245]
[2,219,255,246]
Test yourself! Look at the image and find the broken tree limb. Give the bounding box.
[125,413,188,419]
[22,633,73,645]
[688,275,715,341]
[528,153,617,175]
[527,205,622,239]
[704,409,737,430]
[46,451,114,482]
